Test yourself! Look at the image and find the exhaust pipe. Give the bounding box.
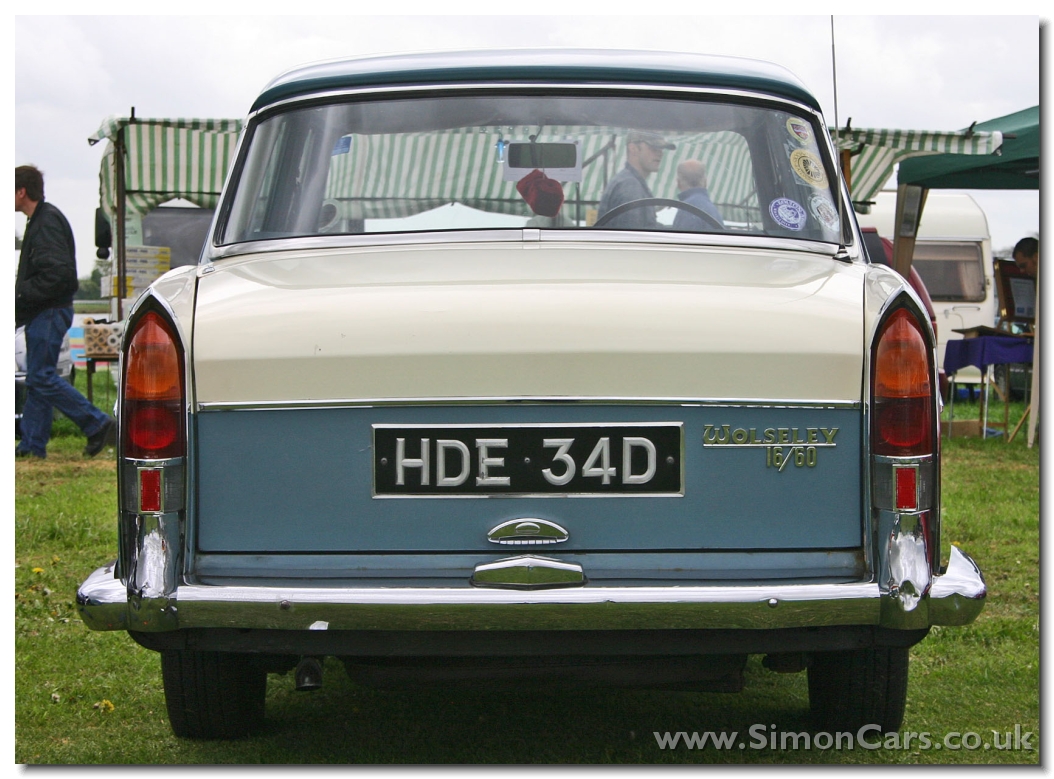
[294,656,324,691]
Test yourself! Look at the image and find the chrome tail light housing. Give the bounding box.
[870,298,941,614]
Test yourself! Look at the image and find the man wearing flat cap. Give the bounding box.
[597,130,675,230]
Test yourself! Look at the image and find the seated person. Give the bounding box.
[672,159,724,232]
[596,131,675,229]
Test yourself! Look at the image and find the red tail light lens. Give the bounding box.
[123,311,185,459]
[873,308,933,457]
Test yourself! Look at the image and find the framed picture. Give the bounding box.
[994,259,1036,329]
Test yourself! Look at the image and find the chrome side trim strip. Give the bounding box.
[195,397,863,412]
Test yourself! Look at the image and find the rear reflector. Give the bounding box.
[139,468,162,513]
[894,466,918,511]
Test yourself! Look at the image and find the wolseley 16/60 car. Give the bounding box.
[77,50,986,739]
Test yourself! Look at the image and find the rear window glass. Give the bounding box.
[219,92,846,245]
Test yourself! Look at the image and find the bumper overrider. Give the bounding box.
[77,546,985,635]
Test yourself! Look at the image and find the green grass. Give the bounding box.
[14,388,1039,764]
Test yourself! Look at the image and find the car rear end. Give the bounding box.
[77,49,985,739]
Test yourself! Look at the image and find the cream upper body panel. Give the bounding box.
[189,240,869,405]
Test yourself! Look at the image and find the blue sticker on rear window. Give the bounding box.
[331,136,352,155]
[769,198,807,231]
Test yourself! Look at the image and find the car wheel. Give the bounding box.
[161,649,267,739]
[807,646,908,733]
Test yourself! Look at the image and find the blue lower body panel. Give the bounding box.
[194,403,863,566]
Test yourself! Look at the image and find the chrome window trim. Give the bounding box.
[195,397,863,413]
[203,229,848,264]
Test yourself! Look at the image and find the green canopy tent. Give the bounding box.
[88,114,244,317]
[897,106,1039,191]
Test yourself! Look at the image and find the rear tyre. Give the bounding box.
[161,650,267,739]
[807,647,909,733]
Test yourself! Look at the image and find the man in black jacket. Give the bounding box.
[15,165,115,458]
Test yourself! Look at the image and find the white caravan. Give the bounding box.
[857,191,996,386]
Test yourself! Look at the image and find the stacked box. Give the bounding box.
[108,246,172,298]
[103,275,137,297]
[83,318,125,359]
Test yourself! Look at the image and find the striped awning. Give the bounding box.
[831,127,1004,209]
[89,117,244,218]
[88,114,1003,224]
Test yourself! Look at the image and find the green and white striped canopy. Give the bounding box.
[89,116,244,218]
[89,115,1003,223]
[833,127,1004,209]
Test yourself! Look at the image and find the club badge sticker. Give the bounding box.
[769,198,807,231]
[790,149,828,188]
[786,117,813,145]
[809,195,840,232]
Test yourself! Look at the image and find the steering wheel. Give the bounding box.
[593,197,725,232]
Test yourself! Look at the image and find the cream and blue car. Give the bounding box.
[77,50,986,739]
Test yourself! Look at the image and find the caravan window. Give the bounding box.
[911,241,986,302]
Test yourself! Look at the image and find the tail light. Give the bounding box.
[871,303,939,574]
[872,308,932,456]
[117,305,187,613]
[122,311,185,460]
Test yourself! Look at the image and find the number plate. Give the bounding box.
[373,423,683,497]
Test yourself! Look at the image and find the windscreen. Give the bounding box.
[219,92,845,244]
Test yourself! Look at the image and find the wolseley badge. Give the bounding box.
[702,424,839,473]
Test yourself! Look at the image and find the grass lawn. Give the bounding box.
[13,386,1039,764]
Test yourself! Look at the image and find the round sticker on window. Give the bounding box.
[769,198,807,231]
[790,149,828,188]
[786,117,813,145]
[809,195,840,232]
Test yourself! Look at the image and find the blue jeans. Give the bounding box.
[18,306,110,457]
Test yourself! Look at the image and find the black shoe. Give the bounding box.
[84,416,117,457]
[15,447,44,459]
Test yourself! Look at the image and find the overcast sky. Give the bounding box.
[13,13,1044,279]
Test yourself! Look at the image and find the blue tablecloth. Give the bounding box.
[944,335,1034,375]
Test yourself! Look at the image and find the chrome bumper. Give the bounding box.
[77,546,985,634]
